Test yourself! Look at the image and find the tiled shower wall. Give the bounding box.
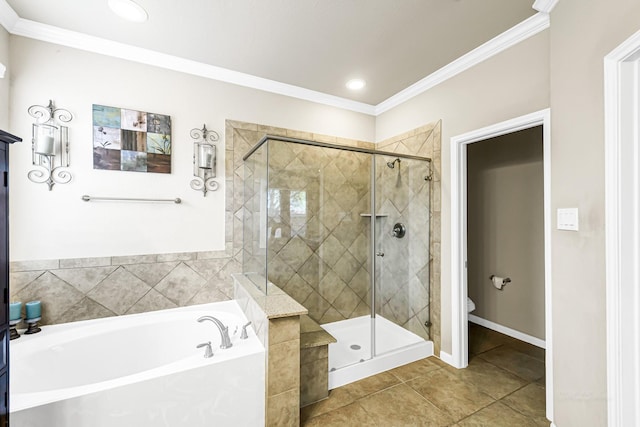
[265,142,373,324]
[241,121,442,350]
[9,119,441,353]
[377,121,442,353]
[374,150,432,341]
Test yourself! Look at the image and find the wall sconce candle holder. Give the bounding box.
[27,100,72,190]
[190,124,219,197]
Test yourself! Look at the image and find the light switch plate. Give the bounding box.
[557,208,579,231]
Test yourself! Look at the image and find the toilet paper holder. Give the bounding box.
[489,275,511,290]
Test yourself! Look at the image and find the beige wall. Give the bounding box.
[0,28,9,129]
[549,0,640,425]
[375,30,550,355]
[467,126,544,340]
[8,36,374,262]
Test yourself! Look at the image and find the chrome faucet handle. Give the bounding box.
[196,341,213,358]
[240,321,252,340]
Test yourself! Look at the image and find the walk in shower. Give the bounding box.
[242,135,433,387]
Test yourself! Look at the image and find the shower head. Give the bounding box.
[387,158,401,169]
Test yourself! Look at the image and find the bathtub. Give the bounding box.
[10,300,265,427]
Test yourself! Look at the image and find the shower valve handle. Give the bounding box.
[376,251,385,257]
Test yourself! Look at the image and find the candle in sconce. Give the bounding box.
[35,135,55,155]
[25,301,41,320]
[198,145,213,170]
[9,302,22,321]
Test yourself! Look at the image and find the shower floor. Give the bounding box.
[321,315,433,389]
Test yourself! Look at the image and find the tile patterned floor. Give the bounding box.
[301,324,548,426]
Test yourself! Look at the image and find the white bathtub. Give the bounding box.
[10,300,265,427]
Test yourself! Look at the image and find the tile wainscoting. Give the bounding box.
[9,251,239,326]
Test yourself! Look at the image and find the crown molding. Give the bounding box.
[2,0,550,118]
[374,12,550,115]
[533,0,560,14]
[0,0,18,32]
[9,18,377,116]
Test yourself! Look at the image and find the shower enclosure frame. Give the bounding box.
[242,134,434,384]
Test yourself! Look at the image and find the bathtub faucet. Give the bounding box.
[197,316,233,349]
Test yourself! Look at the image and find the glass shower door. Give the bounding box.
[265,141,374,370]
[373,155,431,357]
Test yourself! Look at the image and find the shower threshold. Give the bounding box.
[321,315,433,389]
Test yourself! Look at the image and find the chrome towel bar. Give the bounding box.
[81,195,182,204]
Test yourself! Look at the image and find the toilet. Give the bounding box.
[467,297,476,313]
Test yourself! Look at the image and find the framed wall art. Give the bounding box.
[92,104,172,173]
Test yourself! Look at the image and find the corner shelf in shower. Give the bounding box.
[359,214,388,218]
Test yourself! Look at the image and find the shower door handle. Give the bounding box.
[376,252,385,257]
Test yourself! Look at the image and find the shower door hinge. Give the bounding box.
[464,260,468,268]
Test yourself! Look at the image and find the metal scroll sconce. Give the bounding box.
[27,100,72,191]
[190,124,219,197]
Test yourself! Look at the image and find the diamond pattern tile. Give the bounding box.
[126,289,178,314]
[317,235,347,266]
[9,271,44,295]
[52,266,118,294]
[154,262,207,306]
[277,235,314,271]
[58,297,116,323]
[14,271,86,324]
[318,270,347,305]
[124,262,178,287]
[333,251,361,284]
[86,267,151,315]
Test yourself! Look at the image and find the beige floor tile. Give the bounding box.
[503,338,546,362]
[501,383,547,423]
[301,386,355,422]
[478,346,545,382]
[407,368,495,422]
[457,401,540,427]
[427,355,451,368]
[444,358,527,400]
[388,357,442,382]
[301,402,380,427]
[468,324,511,355]
[342,370,401,399]
[358,384,455,426]
[301,370,400,422]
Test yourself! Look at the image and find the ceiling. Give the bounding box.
[5,0,537,106]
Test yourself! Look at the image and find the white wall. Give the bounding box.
[375,30,550,355]
[9,36,375,261]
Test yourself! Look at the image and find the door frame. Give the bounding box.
[449,109,553,421]
[604,29,640,427]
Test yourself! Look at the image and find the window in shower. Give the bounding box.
[267,189,307,239]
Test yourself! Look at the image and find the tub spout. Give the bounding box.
[197,316,233,349]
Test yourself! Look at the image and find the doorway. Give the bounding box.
[604,29,640,427]
[450,109,553,422]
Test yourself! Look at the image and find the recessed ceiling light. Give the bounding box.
[346,79,366,90]
[108,0,148,23]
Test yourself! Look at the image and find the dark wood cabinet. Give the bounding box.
[0,129,21,427]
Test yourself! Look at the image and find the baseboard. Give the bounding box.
[438,351,455,367]
[468,314,546,349]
